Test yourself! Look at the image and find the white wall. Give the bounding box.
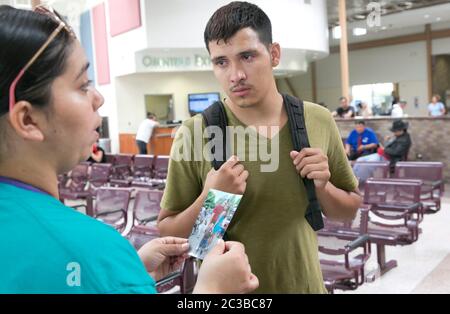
[89,0,150,153]
[145,0,329,54]
[433,38,450,55]
[115,71,222,133]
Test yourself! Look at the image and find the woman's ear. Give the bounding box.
[8,101,45,142]
[270,42,281,67]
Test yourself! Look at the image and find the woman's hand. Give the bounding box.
[193,240,259,294]
[138,237,190,281]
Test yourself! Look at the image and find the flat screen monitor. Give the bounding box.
[188,93,220,115]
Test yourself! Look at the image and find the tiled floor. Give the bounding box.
[338,185,450,294]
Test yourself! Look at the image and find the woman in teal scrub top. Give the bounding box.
[0,5,258,294]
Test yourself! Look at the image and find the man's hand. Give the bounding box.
[137,237,190,281]
[203,155,249,195]
[290,148,331,189]
[193,240,259,294]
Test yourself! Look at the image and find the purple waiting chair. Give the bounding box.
[394,161,444,213]
[93,187,131,233]
[363,178,423,276]
[319,206,371,293]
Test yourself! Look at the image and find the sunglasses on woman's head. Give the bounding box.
[8,5,76,113]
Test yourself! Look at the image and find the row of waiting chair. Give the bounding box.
[319,161,445,293]
[58,155,170,212]
[104,153,169,187]
[355,161,444,212]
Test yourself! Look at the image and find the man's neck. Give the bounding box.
[225,91,286,128]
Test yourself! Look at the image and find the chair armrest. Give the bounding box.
[431,180,443,189]
[345,234,370,251]
[156,271,182,288]
[71,204,86,211]
[95,208,126,218]
[406,220,419,229]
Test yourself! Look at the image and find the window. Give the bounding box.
[351,83,395,115]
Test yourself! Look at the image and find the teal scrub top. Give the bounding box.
[0,181,156,294]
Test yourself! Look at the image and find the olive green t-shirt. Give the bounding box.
[161,101,358,293]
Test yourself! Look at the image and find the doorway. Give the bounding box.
[144,94,174,123]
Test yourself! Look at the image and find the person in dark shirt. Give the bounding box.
[332,96,355,119]
[380,120,412,170]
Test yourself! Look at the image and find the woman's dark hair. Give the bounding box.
[0,5,75,116]
[204,1,272,52]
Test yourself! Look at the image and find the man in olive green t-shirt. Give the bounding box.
[157,2,361,293]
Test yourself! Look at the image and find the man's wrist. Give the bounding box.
[315,180,330,193]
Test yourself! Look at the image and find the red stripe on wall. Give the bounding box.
[92,3,111,85]
[109,0,142,37]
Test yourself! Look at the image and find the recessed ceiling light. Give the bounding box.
[381,26,387,30]
[398,1,413,9]
[424,14,430,19]
[353,14,366,20]
[353,28,367,36]
[436,17,442,22]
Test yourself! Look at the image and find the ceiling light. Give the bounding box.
[353,28,367,36]
[436,17,442,22]
[353,14,366,20]
[424,14,430,19]
[398,1,413,9]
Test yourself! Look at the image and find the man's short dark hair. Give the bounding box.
[147,112,155,119]
[204,1,272,52]
[339,96,347,102]
[355,120,365,125]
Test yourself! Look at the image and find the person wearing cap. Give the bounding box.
[353,120,411,179]
[391,100,407,118]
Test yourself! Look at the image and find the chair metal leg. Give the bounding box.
[376,243,398,275]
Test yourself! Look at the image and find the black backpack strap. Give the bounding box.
[283,94,324,231]
[201,101,230,170]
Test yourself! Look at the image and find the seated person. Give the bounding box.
[357,102,373,118]
[428,95,446,117]
[353,120,412,179]
[391,99,407,118]
[345,120,379,160]
[87,141,106,163]
[332,96,355,119]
